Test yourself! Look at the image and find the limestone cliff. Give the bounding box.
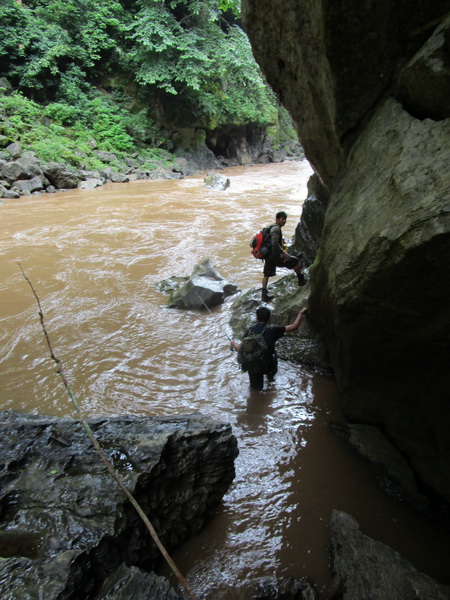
[242,1,450,504]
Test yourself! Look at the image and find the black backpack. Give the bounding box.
[239,325,274,374]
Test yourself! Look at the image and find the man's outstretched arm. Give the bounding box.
[285,307,309,332]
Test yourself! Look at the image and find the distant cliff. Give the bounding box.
[242,1,450,505]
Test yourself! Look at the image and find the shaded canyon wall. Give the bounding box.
[242,1,450,504]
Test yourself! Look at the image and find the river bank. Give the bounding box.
[0,137,304,200]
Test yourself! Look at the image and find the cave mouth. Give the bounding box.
[205,124,267,160]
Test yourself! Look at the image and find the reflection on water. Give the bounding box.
[1,162,449,598]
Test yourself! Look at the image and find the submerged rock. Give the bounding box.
[330,422,429,511]
[0,410,238,599]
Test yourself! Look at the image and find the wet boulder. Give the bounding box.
[78,178,104,190]
[160,259,239,309]
[204,171,230,190]
[95,565,180,599]
[330,423,429,511]
[329,510,450,600]
[0,410,238,599]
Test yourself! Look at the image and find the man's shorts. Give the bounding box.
[263,254,299,278]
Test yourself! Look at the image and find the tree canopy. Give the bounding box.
[0,1,295,161]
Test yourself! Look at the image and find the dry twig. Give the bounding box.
[18,262,196,600]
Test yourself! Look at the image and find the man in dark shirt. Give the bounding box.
[230,305,309,390]
[262,211,305,302]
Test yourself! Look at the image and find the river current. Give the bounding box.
[1,161,449,598]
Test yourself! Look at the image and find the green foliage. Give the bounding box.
[123,109,164,147]
[0,0,129,95]
[0,0,297,161]
[126,1,275,125]
[44,102,79,125]
[269,105,299,150]
[30,136,80,165]
[85,96,135,153]
[0,91,135,165]
[219,0,240,15]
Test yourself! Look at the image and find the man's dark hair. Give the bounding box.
[256,306,271,323]
[276,211,288,220]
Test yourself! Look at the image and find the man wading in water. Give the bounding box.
[230,306,309,390]
[261,211,305,302]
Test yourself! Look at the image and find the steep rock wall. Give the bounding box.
[242,1,450,503]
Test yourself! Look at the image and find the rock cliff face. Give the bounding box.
[242,1,450,504]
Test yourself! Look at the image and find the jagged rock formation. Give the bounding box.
[242,1,450,504]
[329,511,450,600]
[158,259,240,310]
[0,411,238,599]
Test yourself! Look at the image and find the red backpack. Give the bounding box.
[250,225,273,259]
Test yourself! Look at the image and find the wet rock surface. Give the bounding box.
[330,422,430,511]
[203,171,230,190]
[228,276,331,376]
[0,410,238,599]
[159,259,240,310]
[329,510,450,600]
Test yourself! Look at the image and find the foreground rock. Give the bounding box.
[0,411,238,599]
[159,259,240,309]
[329,510,450,600]
[242,1,450,505]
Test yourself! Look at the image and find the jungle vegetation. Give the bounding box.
[0,0,296,168]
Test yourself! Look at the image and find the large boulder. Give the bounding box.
[1,160,32,181]
[203,171,230,191]
[43,162,82,189]
[329,511,450,600]
[13,175,44,194]
[241,1,450,503]
[160,259,240,310]
[330,422,429,511]
[0,411,238,599]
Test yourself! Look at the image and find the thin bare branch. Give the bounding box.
[18,262,197,600]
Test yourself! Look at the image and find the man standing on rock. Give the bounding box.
[261,211,306,302]
[230,305,308,390]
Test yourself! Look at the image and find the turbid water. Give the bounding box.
[1,161,449,598]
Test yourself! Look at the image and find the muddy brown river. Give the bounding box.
[1,161,449,598]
